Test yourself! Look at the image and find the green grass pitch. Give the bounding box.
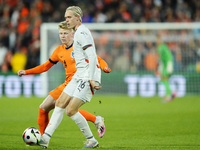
[0,95,200,150]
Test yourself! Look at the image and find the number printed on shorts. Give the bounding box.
[78,80,86,92]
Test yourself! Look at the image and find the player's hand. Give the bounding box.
[18,70,26,77]
[89,80,102,90]
[103,66,111,73]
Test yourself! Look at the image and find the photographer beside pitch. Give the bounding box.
[38,6,105,149]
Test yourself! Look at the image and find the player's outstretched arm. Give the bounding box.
[19,60,54,76]
[97,55,111,73]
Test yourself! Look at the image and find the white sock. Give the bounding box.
[43,106,65,142]
[70,112,95,140]
[94,116,100,124]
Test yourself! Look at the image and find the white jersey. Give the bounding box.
[72,24,101,83]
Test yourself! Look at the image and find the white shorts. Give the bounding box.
[63,78,97,103]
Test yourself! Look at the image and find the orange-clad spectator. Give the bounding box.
[36,0,44,13]
[21,7,29,17]
[17,19,30,34]
[99,34,108,46]
[144,48,158,71]
[34,17,42,28]
[5,0,18,8]
[30,7,40,19]
[17,7,30,34]
[119,2,131,21]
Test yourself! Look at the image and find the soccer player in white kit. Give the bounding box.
[39,6,102,149]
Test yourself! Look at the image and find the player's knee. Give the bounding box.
[39,103,46,111]
[56,100,63,107]
[66,108,76,117]
[39,103,54,112]
[55,92,71,108]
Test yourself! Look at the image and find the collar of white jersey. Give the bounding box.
[74,24,84,32]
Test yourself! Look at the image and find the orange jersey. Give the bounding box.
[49,44,76,84]
[25,44,110,85]
[25,44,110,100]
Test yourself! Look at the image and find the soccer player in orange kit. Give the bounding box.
[18,21,110,138]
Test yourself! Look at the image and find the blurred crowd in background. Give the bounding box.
[0,0,200,74]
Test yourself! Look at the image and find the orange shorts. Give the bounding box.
[49,83,67,100]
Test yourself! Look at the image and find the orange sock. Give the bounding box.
[79,110,96,123]
[38,108,49,135]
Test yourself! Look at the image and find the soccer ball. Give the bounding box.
[22,127,41,146]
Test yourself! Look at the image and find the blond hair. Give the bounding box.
[58,21,72,31]
[66,6,83,22]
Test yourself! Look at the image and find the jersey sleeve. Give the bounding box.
[78,31,93,49]
[25,47,60,74]
[49,47,60,63]
[25,60,54,74]
[85,46,97,80]
[97,55,108,70]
